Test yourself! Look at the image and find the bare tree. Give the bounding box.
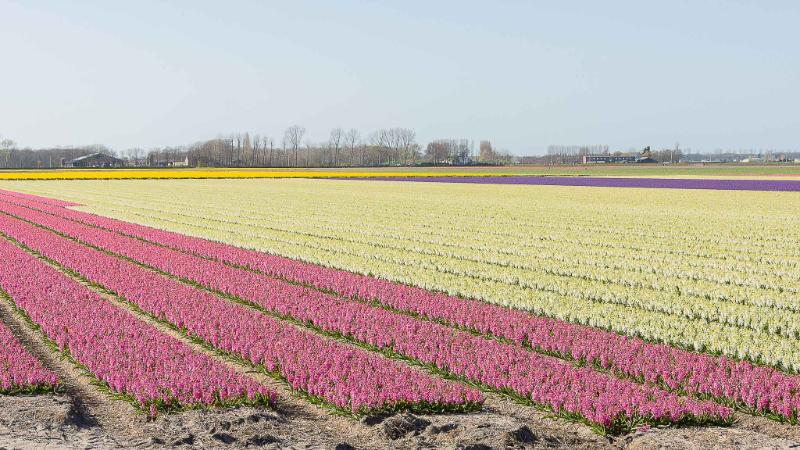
[479,140,495,163]
[243,132,252,165]
[0,138,16,168]
[263,136,275,167]
[329,128,344,167]
[125,147,145,166]
[425,138,471,165]
[387,129,401,165]
[303,140,315,167]
[372,129,392,165]
[282,137,289,167]
[344,128,360,166]
[252,134,261,166]
[284,125,306,167]
[394,128,417,165]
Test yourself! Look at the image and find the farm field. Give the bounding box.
[2,164,800,180]
[365,175,800,191]
[1,178,800,448]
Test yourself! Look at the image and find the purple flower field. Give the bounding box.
[359,176,800,191]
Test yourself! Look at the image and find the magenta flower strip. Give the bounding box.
[0,190,795,423]
[0,202,732,432]
[0,238,275,415]
[0,319,59,394]
[0,189,81,207]
[0,213,481,416]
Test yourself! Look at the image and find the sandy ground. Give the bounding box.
[2,393,800,449]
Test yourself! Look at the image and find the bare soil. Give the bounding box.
[3,392,800,449]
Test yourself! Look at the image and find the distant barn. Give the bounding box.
[582,155,657,164]
[62,153,124,168]
[582,155,638,164]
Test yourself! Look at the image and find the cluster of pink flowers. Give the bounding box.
[0,212,481,415]
[0,320,59,393]
[0,199,732,430]
[0,189,80,207]
[0,237,274,414]
[0,189,796,423]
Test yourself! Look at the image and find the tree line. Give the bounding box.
[0,137,110,169]
[169,127,508,168]
[1,128,508,168]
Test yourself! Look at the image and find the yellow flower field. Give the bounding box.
[0,168,503,180]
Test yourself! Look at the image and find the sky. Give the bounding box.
[1,1,798,155]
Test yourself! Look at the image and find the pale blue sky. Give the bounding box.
[1,0,798,154]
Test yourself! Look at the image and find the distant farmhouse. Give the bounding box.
[152,156,191,168]
[62,153,124,168]
[582,147,658,164]
[582,155,638,164]
[582,154,657,164]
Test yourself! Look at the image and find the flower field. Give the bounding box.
[0,169,495,181]
[0,235,276,415]
[1,178,800,439]
[365,175,800,191]
[0,319,59,395]
[0,196,731,430]
[0,212,481,417]
[3,165,800,180]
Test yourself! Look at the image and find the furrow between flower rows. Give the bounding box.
[0,315,59,395]
[0,213,481,416]
[0,202,734,433]
[4,192,799,423]
[0,236,274,415]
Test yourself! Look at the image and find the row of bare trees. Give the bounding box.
[0,136,112,168]
[178,126,480,168]
[545,145,610,165]
[0,129,506,168]
[425,139,472,165]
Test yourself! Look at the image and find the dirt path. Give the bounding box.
[0,297,125,449]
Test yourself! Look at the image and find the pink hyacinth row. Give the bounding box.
[0,213,481,415]
[0,189,80,207]
[0,202,731,430]
[0,320,59,393]
[0,189,797,421]
[0,238,274,413]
